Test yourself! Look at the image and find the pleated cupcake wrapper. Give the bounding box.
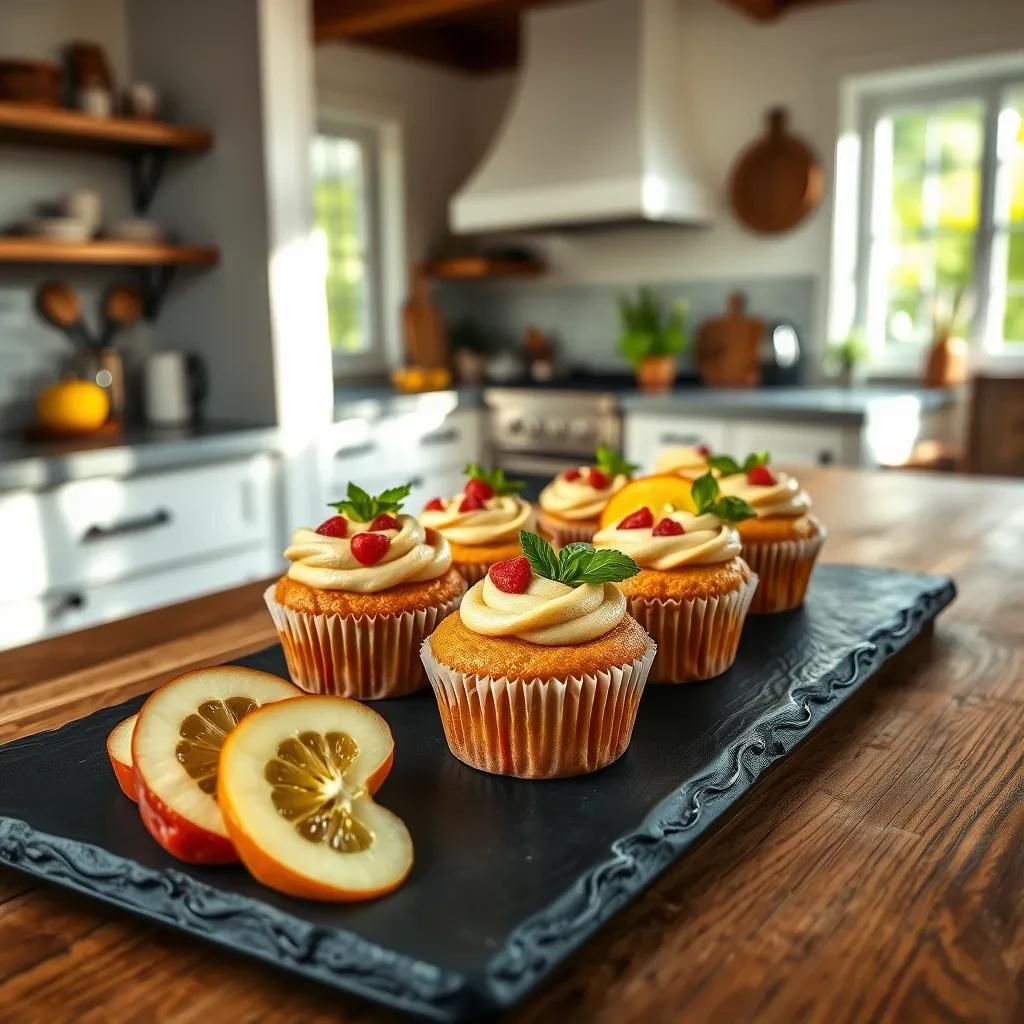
[537,513,597,550]
[421,640,656,779]
[452,559,491,586]
[626,573,757,685]
[741,531,826,614]
[264,585,465,700]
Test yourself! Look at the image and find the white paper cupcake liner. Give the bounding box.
[264,585,465,700]
[451,559,491,586]
[741,530,826,614]
[625,571,758,684]
[537,512,598,549]
[420,640,656,779]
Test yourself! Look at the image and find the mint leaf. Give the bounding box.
[708,455,741,476]
[554,542,593,583]
[559,546,639,585]
[594,445,638,478]
[691,472,719,514]
[464,463,525,496]
[742,451,770,472]
[710,495,757,523]
[519,530,560,581]
[329,481,412,522]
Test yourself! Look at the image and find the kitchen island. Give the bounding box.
[0,466,1020,1023]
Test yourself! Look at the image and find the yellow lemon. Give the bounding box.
[37,380,110,434]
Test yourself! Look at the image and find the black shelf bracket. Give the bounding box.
[135,264,177,320]
[129,149,168,213]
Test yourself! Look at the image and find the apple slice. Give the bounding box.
[218,696,412,901]
[106,714,138,801]
[132,666,298,864]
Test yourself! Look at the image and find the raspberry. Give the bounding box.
[697,444,711,456]
[587,468,610,489]
[423,527,438,544]
[747,465,776,486]
[315,516,347,538]
[459,493,485,512]
[350,532,390,566]
[368,514,399,532]
[424,497,445,511]
[488,556,531,594]
[617,507,654,529]
[564,468,582,481]
[464,478,494,501]
[653,517,685,536]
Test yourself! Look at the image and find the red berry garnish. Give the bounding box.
[315,516,347,538]
[350,532,390,566]
[617,507,654,529]
[459,493,485,512]
[697,444,711,456]
[563,468,582,481]
[488,556,531,594]
[424,497,445,511]
[464,478,494,501]
[423,527,438,544]
[587,468,610,489]
[747,465,777,486]
[653,517,685,536]
[369,514,399,532]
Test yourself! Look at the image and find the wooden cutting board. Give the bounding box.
[402,270,448,369]
[696,292,764,388]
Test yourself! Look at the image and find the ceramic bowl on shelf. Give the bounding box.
[26,217,95,242]
[107,218,164,243]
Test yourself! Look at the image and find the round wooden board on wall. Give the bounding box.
[729,107,823,234]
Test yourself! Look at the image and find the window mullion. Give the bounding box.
[974,83,1003,351]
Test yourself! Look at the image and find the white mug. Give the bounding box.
[144,351,207,427]
[64,190,102,230]
[128,82,158,119]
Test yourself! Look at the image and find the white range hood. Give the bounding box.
[450,0,713,234]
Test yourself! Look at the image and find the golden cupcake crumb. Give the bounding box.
[738,513,823,544]
[448,538,524,565]
[616,557,753,602]
[274,568,465,618]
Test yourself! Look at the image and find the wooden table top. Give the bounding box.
[1,466,1021,1023]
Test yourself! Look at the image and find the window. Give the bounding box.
[853,65,1024,364]
[312,121,385,370]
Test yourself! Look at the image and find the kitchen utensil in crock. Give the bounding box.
[100,284,144,347]
[35,282,95,351]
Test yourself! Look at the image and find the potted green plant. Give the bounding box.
[826,328,869,388]
[617,288,689,393]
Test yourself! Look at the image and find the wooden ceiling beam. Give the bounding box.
[314,0,516,41]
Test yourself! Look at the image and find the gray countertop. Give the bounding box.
[0,421,279,492]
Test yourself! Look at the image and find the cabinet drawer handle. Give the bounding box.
[419,428,459,447]
[82,508,171,543]
[659,432,702,445]
[48,591,85,620]
[818,450,835,466]
[334,442,376,460]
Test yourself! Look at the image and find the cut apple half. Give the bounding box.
[106,714,138,801]
[132,666,298,864]
[218,696,412,901]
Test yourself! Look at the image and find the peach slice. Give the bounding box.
[599,473,698,529]
[218,696,412,902]
[106,714,138,801]
[132,666,298,865]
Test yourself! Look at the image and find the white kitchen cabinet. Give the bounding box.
[624,416,729,468]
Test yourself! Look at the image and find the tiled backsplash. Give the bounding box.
[435,276,816,372]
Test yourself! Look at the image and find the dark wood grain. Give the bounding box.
[0,467,1021,1023]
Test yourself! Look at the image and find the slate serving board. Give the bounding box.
[0,565,954,1021]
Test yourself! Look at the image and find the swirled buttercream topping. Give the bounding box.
[459,575,626,646]
[654,446,710,475]
[592,511,740,569]
[285,515,451,592]
[420,496,535,546]
[539,472,628,521]
[718,471,811,517]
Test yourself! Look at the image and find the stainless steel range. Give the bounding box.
[485,388,621,497]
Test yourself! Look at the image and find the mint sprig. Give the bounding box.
[519,531,639,586]
[691,473,756,523]
[594,445,638,478]
[329,482,411,522]
[464,463,525,496]
[708,451,770,477]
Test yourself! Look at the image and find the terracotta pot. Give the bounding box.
[924,335,967,388]
[636,355,677,393]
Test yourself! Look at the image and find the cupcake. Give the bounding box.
[537,446,636,548]
[653,444,712,479]
[266,481,466,699]
[711,453,826,614]
[421,531,655,779]
[592,473,758,684]
[420,464,537,585]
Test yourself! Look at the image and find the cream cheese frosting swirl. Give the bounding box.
[592,511,741,570]
[420,495,535,546]
[539,472,628,521]
[654,446,710,475]
[460,574,626,646]
[285,514,451,592]
[718,471,811,517]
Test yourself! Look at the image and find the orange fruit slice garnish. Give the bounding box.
[107,714,138,801]
[599,474,697,529]
[218,696,412,902]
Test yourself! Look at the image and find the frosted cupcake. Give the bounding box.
[421,531,655,779]
[712,454,825,613]
[653,444,712,479]
[266,482,466,699]
[420,464,536,585]
[537,446,636,548]
[592,473,757,684]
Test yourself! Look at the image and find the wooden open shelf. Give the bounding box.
[422,256,544,280]
[0,102,211,154]
[0,238,220,267]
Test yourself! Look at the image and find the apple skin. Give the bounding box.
[134,767,238,865]
[108,751,137,802]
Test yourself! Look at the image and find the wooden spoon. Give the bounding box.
[100,284,144,347]
[35,281,94,350]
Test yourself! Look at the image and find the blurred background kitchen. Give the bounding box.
[0,0,1021,650]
